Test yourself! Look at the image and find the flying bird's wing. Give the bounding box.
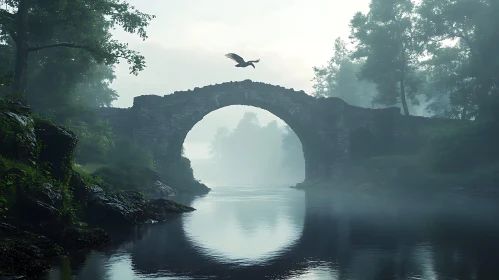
[247,59,260,64]
[225,53,246,64]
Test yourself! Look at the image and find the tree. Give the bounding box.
[349,0,425,115]
[422,43,476,119]
[418,0,499,120]
[0,0,154,103]
[312,37,377,107]
[25,46,119,115]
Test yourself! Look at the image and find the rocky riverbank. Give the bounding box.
[0,99,195,279]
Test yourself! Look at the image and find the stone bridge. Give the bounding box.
[93,80,454,182]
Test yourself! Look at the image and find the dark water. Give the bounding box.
[46,185,499,280]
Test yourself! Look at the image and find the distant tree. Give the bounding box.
[0,0,154,103]
[209,126,230,162]
[312,37,377,107]
[349,0,425,115]
[207,112,304,185]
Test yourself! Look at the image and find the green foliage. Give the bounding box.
[105,135,155,169]
[92,164,155,193]
[73,164,104,187]
[0,155,55,219]
[0,195,7,219]
[428,121,499,173]
[0,0,155,98]
[417,0,499,120]
[0,72,13,90]
[0,156,54,185]
[64,120,115,164]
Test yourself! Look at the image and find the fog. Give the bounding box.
[184,106,305,187]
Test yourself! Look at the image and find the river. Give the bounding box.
[45,185,499,280]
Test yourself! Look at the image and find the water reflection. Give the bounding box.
[45,186,499,280]
[183,186,305,265]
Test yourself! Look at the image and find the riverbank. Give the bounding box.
[293,154,499,199]
[0,99,196,279]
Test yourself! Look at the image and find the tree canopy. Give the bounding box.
[0,0,154,102]
[313,0,498,121]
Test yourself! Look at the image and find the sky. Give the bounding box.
[109,0,371,159]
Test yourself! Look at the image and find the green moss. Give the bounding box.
[0,156,55,186]
[0,156,55,219]
[91,164,156,193]
[0,156,85,225]
[31,113,53,125]
[77,163,107,174]
[73,164,104,187]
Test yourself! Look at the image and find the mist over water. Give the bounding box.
[46,184,499,280]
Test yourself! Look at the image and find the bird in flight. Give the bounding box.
[225,53,260,69]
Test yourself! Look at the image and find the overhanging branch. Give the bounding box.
[28,42,93,52]
[0,9,15,21]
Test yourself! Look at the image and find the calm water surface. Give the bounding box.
[46,185,499,280]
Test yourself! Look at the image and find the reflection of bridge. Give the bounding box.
[64,191,499,279]
[128,192,349,279]
[124,192,497,280]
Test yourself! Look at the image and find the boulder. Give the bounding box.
[144,198,195,221]
[12,182,63,230]
[58,226,110,250]
[68,170,90,204]
[92,164,178,198]
[83,185,194,227]
[34,120,77,182]
[0,225,61,278]
[0,111,37,163]
[147,180,177,198]
[84,186,147,227]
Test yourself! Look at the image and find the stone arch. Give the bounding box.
[130,80,335,181]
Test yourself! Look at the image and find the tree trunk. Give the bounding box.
[399,79,409,116]
[11,0,29,104]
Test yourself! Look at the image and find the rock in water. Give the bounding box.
[84,185,195,227]
[144,198,195,221]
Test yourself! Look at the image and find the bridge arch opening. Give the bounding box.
[131,81,332,184]
[183,105,306,187]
